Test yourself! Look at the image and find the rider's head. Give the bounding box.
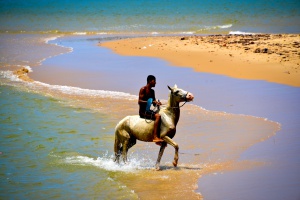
[147,75,156,87]
[147,75,156,83]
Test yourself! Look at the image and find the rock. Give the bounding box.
[180,37,189,40]
[261,48,269,53]
[254,48,261,53]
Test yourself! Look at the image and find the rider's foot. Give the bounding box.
[153,137,163,143]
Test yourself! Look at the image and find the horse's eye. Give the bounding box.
[174,90,180,95]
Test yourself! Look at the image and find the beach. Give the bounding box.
[101,34,300,87]
[1,0,300,199]
[99,34,300,200]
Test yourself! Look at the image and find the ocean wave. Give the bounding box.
[44,36,73,53]
[195,24,233,33]
[0,67,138,100]
[23,65,33,72]
[34,81,138,100]
[0,70,20,82]
[73,32,88,35]
[218,24,233,29]
[229,31,258,35]
[44,36,59,44]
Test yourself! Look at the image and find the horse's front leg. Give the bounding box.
[155,142,167,170]
[163,136,179,167]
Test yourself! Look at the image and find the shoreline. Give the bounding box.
[100,34,300,87]
[1,33,299,199]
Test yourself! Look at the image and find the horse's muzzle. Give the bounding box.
[186,92,194,102]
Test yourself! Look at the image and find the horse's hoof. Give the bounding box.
[154,163,160,171]
[172,161,178,167]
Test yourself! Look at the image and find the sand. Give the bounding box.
[100,34,300,87]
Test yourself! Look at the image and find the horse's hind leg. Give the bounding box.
[155,142,167,170]
[114,137,121,163]
[122,137,136,163]
[163,136,179,167]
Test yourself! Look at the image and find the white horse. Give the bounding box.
[114,85,194,170]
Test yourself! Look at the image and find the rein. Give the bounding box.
[169,91,188,109]
[144,90,189,123]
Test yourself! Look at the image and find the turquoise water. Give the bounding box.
[0,85,140,199]
[0,0,299,34]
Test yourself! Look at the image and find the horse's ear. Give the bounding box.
[168,85,172,91]
[174,84,178,88]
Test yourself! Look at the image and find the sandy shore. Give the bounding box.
[100,34,300,87]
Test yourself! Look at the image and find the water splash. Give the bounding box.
[63,153,156,172]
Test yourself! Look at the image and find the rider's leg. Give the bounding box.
[153,113,163,142]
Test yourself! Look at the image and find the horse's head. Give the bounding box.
[168,84,194,103]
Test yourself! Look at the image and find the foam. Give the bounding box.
[34,81,138,100]
[24,65,33,72]
[64,154,155,172]
[218,24,233,29]
[181,31,194,35]
[0,68,138,100]
[0,70,21,82]
[195,24,233,33]
[96,32,109,35]
[229,31,258,35]
[44,36,73,53]
[44,36,59,44]
[73,32,88,35]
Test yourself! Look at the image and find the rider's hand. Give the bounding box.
[154,100,162,106]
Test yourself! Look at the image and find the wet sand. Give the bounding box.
[100,34,300,87]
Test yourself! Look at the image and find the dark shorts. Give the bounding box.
[139,111,156,120]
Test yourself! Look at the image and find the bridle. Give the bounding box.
[143,90,188,123]
[169,90,189,108]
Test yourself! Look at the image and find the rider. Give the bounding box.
[138,75,164,143]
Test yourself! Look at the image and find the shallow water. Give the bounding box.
[0,34,286,199]
[0,85,138,199]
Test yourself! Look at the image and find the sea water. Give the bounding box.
[0,84,146,199]
[0,0,299,34]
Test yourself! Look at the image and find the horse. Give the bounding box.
[114,84,194,170]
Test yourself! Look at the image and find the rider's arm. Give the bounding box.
[138,87,147,105]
